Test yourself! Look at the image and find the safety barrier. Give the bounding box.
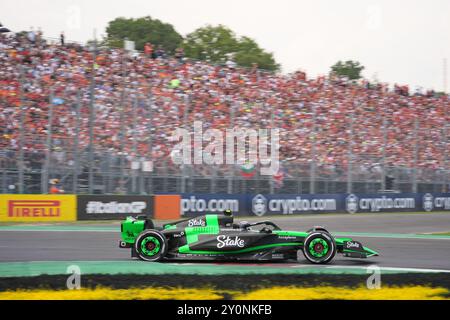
[0,193,449,221]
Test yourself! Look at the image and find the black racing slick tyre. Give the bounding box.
[302,231,336,264]
[134,229,168,262]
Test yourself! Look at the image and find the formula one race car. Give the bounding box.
[119,211,378,264]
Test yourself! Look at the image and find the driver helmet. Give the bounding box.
[223,209,232,216]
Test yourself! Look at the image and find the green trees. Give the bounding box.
[330,60,365,80]
[182,25,237,63]
[104,16,183,53]
[233,36,280,71]
[182,25,279,71]
[104,17,280,71]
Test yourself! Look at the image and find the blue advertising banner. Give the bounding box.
[180,193,450,217]
[343,193,450,214]
[181,194,248,216]
[249,194,341,216]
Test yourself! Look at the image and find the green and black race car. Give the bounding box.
[119,211,378,264]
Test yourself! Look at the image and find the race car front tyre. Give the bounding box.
[135,229,168,262]
[302,231,336,264]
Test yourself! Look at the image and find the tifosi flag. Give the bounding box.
[272,167,286,188]
[240,162,256,178]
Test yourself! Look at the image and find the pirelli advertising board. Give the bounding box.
[0,194,77,222]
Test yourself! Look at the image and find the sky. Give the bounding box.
[1,0,449,91]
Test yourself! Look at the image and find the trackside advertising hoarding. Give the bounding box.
[181,194,248,216]
[344,193,450,213]
[180,193,450,216]
[77,195,153,220]
[0,194,77,222]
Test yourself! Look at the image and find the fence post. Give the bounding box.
[310,103,317,194]
[131,95,138,194]
[73,91,81,194]
[18,66,25,194]
[147,89,154,194]
[42,88,54,194]
[444,59,449,192]
[381,115,388,190]
[181,94,190,193]
[227,101,235,194]
[347,110,355,194]
[269,104,275,194]
[412,117,419,193]
[443,118,449,192]
[118,85,126,193]
[211,166,217,193]
[87,38,97,194]
[2,169,6,194]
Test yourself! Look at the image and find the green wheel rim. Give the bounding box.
[308,238,329,258]
[140,236,161,256]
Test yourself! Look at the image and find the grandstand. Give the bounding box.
[0,31,449,194]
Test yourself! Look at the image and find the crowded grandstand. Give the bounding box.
[0,31,449,194]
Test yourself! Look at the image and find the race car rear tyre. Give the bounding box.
[135,229,168,262]
[302,231,336,264]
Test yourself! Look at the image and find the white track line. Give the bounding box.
[325,265,450,273]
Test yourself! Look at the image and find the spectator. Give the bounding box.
[27,27,36,43]
[0,30,448,181]
[154,45,165,58]
[49,179,65,194]
[174,47,184,62]
[144,42,153,58]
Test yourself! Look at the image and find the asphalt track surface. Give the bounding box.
[1,213,450,271]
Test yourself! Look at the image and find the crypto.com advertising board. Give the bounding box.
[180,193,450,216]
